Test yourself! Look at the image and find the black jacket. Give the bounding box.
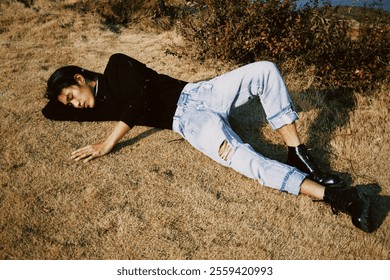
[42,53,188,129]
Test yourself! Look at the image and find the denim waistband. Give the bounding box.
[177,91,191,107]
[172,93,188,134]
[175,81,206,110]
[172,83,200,134]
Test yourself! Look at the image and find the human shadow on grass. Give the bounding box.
[292,88,356,185]
[112,128,162,153]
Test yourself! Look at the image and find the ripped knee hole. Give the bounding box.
[218,139,234,161]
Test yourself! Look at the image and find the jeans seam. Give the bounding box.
[280,168,296,193]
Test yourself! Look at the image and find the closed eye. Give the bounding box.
[66,93,73,107]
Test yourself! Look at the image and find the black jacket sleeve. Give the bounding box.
[104,53,158,127]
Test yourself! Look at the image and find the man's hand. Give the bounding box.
[71,141,114,163]
[71,121,132,163]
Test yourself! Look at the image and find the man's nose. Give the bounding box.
[72,100,81,108]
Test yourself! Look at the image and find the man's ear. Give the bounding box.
[74,74,86,85]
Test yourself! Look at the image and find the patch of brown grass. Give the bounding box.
[0,0,389,260]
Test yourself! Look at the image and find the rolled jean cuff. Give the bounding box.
[281,168,308,196]
[268,105,299,130]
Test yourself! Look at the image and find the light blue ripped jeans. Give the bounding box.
[172,61,307,195]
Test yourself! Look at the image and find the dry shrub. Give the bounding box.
[178,0,304,62]
[301,5,390,89]
[74,0,148,26]
[177,0,390,90]
[16,0,34,7]
[76,0,183,31]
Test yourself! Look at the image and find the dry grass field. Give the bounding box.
[0,0,389,260]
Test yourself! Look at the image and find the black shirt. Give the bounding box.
[42,53,188,129]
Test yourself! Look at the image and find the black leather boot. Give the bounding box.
[287,144,343,187]
[324,186,372,233]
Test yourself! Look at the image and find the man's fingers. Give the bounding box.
[83,155,95,163]
[70,152,89,161]
[71,145,92,156]
[71,150,93,161]
[70,143,107,163]
[72,154,88,161]
[71,148,101,162]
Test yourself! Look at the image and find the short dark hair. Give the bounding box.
[45,66,100,100]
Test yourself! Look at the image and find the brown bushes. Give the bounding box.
[76,0,182,27]
[177,0,389,90]
[67,0,389,90]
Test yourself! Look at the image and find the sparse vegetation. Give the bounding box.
[75,0,185,31]
[177,0,389,90]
